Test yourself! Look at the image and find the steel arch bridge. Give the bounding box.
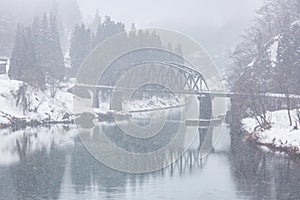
[116,61,210,93]
[80,61,213,119]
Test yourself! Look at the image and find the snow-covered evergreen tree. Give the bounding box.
[9,25,44,87]
[48,13,65,81]
[9,13,65,89]
[69,15,125,77]
[69,24,92,77]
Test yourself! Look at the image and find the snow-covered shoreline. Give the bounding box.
[0,78,75,128]
[0,78,186,129]
[242,110,300,156]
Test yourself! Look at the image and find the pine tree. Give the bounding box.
[93,22,104,46]
[9,25,24,80]
[150,31,162,47]
[10,13,65,89]
[70,24,92,76]
[9,25,44,87]
[39,13,50,71]
[94,16,125,46]
[32,13,65,85]
[69,15,125,77]
[90,9,101,33]
[48,13,65,81]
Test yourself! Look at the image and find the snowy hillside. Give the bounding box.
[0,78,73,127]
[247,19,299,70]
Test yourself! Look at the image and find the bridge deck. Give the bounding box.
[75,83,300,99]
[185,118,222,127]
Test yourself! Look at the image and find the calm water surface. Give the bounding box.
[0,122,300,200]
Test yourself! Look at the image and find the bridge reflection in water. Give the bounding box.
[0,123,223,198]
[2,123,300,199]
[77,114,225,174]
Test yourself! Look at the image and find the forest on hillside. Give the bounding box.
[229,0,300,130]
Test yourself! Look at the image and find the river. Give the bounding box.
[0,121,300,200]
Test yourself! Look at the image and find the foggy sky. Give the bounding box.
[0,0,264,68]
[78,0,263,68]
[78,0,262,28]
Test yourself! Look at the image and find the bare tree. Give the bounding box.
[16,84,28,115]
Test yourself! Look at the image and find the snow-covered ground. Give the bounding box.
[0,78,74,126]
[98,96,185,112]
[0,79,25,123]
[242,109,300,154]
[0,78,186,127]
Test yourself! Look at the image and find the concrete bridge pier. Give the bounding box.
[197,94,213,152]
[92,88,100,108]
[110,91,124,111]
[198,94,212,120]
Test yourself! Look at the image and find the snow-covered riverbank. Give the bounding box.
[0,78,185,128]
[0,78,74,128]
[242,110,300,155]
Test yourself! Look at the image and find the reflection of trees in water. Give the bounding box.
[4,126,300,199]
[0,123,197,199]
[70,137,207,197]
[70,134,203,193]
[0,125,211,199]
[273,157,300,199]
[10,140,65,200]
[70,142,127,196]
[70,122,208,193]
[0,167,16,199]
[102,119,182,153]
[15,133,28,161]
[229,134,300,199]
[230,134,272,199]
